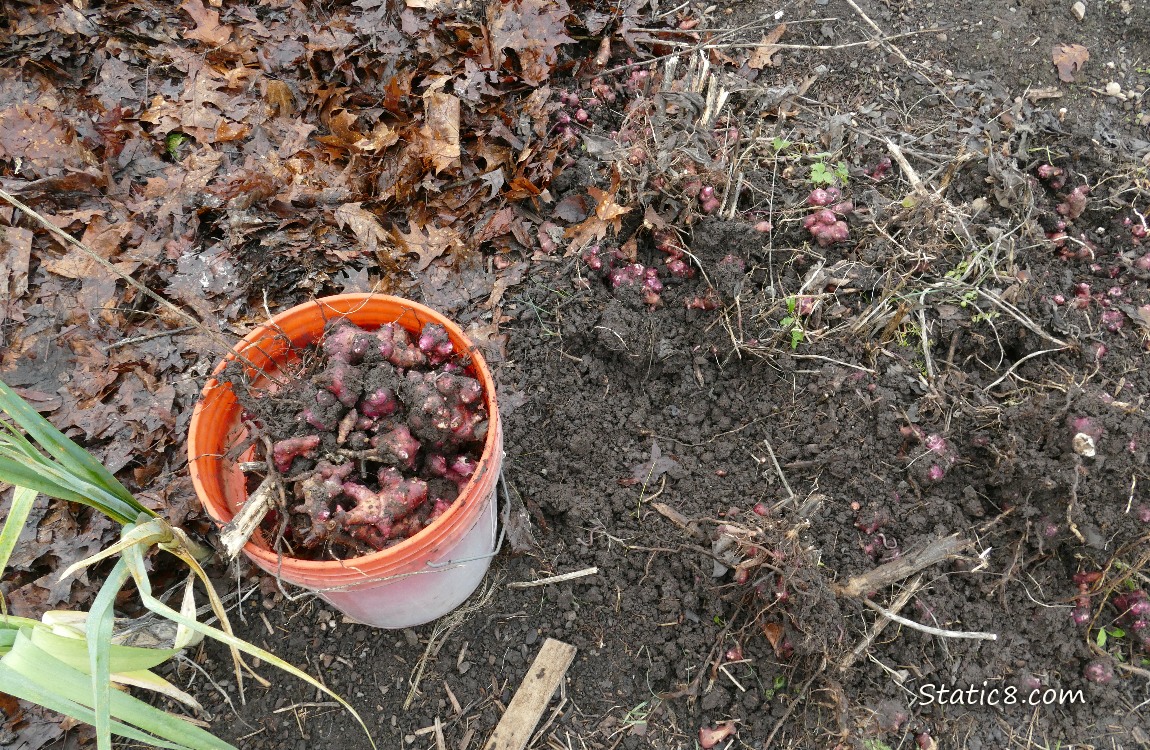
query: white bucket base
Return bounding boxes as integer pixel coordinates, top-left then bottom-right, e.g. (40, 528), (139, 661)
(316, 487), (498, 628)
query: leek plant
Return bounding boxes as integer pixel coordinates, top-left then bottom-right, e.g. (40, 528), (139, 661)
(0, 379), (375, 750)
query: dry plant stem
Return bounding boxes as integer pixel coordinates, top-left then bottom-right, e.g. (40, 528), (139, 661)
(983, 346), (1070, 392)
(220, 476), (276, 559)
(835, 534), (970, 597)
(790, 354), (876, 374)
(1066, 459), (1087, 545)
(886, 140), (925, 193)
(762, 438), (795, 503)
(650, 501), (706, 541)
(842, 0), (954, 105)
(976, 288), (1068, 349)
(839, 574), (925, 671)
(763, 659), (826, 750)
(860, 596), (998, 641)
(597, 28), (943, 77)
(105, 325), (197, 350)
(507, 567), (599, 589)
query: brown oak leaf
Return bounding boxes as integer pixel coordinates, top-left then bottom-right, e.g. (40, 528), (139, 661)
(489, 0), (575, 86)
(180, 0), (233, 46)
(747, 23), (787, 70)
(334, 203), (390, 255)
(420, 91), (461, 173)
(391, 222), (463, 271)
(564, 185), (631, 249)
(1052, 43), (1089, 83)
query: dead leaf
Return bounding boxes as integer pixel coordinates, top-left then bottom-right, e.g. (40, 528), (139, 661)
(265, 79), (295, 116)
(40, 216), (131, 280)
(553, 193), (591, 223)
(479, 169), (505, 200)
(619, 441), (686, 487)
(180, 0), (233, 46)
(0, 105), (96, 178)
(1, 225), (32, 300)
(1052, 43), (1089, 83)
(392, 222), (463, 271)
(420, 91), (461, 173)
(748, 23), (787, 70)
(487, 261), (528, 309)
(1119, 303), (1150, 333)
(354, 122), (400, 152)
(334, 203), (390, 255)
(489, 0), (576, 86)
(761, 621), (786, 656)
(564, 185), (631, 248)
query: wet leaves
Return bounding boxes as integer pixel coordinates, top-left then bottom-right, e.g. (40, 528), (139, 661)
(566, 184), (632, 249)
(180, 0), (233, 47)
(392, 222), (465, 271)
(489, 0), (576, 86)
(419, 90), (461, 174)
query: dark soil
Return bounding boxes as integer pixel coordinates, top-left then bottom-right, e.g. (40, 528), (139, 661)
(3, 0), (1149, 749)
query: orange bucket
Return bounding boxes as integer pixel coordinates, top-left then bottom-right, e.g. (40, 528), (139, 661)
(188, 294), (502, 628)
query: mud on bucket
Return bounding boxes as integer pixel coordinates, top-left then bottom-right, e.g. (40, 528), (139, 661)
(188, 294), (503, 628)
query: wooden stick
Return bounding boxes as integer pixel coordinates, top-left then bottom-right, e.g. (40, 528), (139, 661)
(483, 639), (577, 750)
(219, 476), (276, 559)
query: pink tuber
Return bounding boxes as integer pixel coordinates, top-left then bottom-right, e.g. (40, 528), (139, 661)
(371, 423), (421, 470)
(425, 453), (476, 490)
(322, 320), (376, 365)
(417, 323), (455, 365)
(608, 263), (663, 307)
(316, 360), (363, 407)
(381, 324), (427, 370)
(1083, 659), (1114, 684)
(425, 497), (454, 524)
(807, 187), (840, 207)
(698, 722), (736, 749)
(360, 386), (399, 418)
(1057, 184), (1090, 220)
(1038, 164), (1066, 189)
(292, 461), (355, 547)
(803, 208), (850, 247)
(403, 370), (489, 447)
(302, 390), (341, 431)
(583, 245), (603, 271)
(339, 469), (429, 532)
(272, 435), (321, 473)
